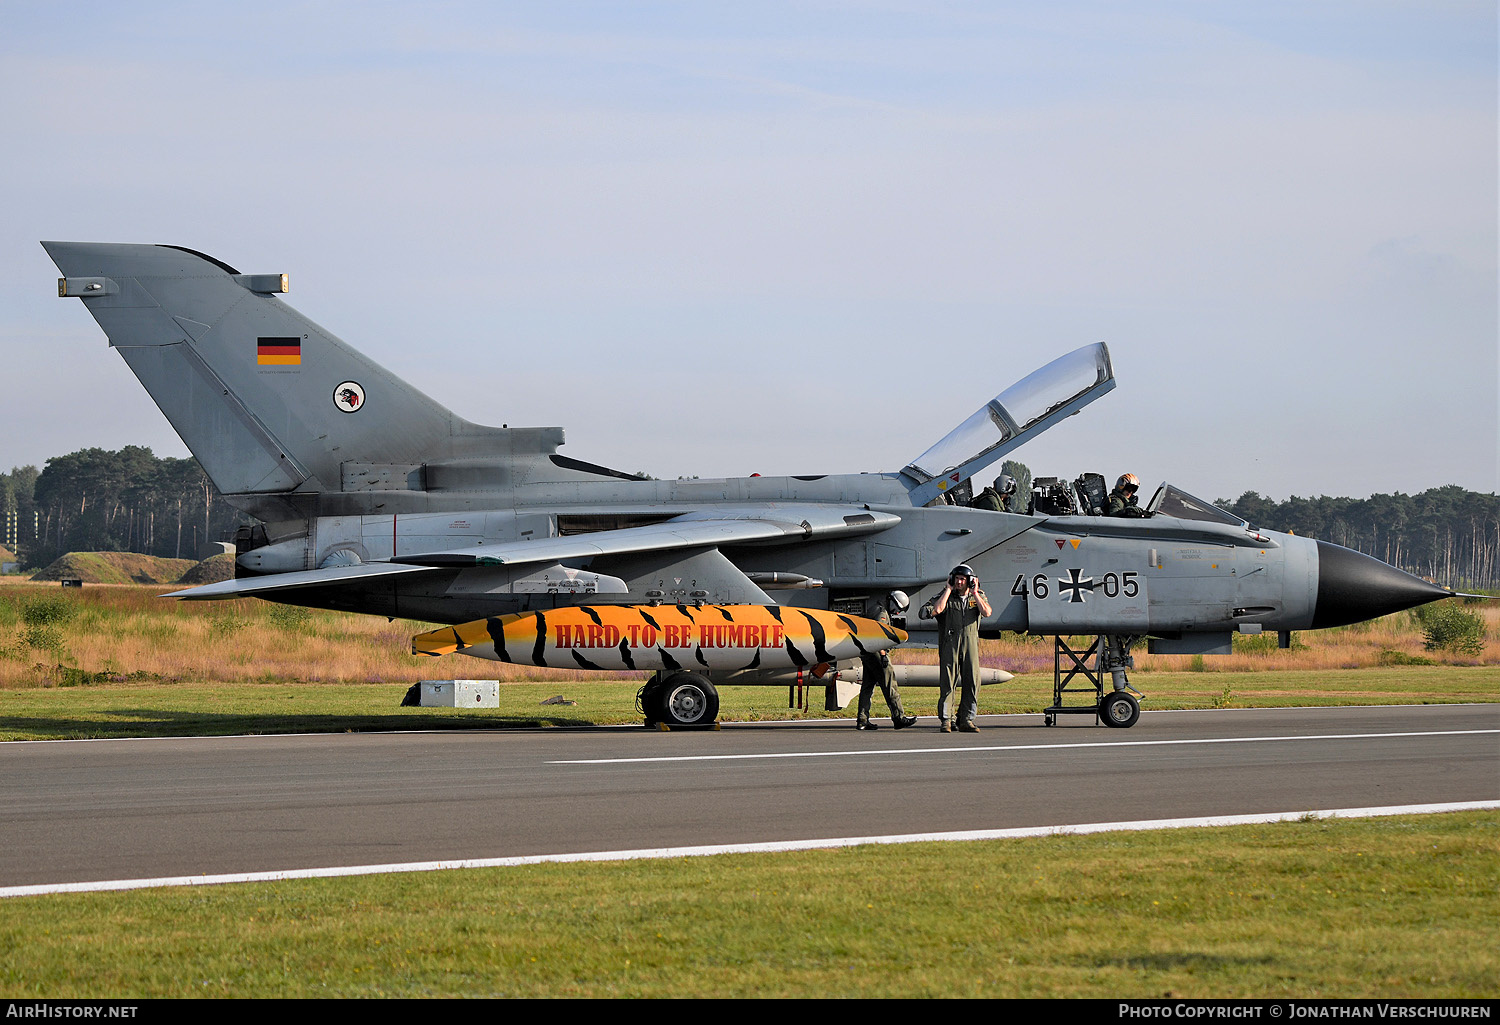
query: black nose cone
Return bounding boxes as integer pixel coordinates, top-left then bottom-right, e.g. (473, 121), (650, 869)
(1312, 540), (1451, 629)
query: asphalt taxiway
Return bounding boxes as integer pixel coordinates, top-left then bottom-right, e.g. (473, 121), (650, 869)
(1, 703), (1495, 892)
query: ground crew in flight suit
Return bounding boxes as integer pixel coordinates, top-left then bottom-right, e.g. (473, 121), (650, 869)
(920, 564), (992, 732)
(856, 593), (918, 731)
(1108, 473), (1148, 517)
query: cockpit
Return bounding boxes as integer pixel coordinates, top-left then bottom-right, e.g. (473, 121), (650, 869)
(898, 341), (1248, 529)
(1024, 475), (1248, 527)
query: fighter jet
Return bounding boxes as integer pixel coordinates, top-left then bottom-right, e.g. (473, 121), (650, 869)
(44, 242), (1461, 728)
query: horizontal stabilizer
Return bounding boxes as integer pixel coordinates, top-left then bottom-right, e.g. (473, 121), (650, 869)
(164, 561), (439, 600)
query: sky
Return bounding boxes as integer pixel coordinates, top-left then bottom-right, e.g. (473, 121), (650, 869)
(2, 1), (1495, 502)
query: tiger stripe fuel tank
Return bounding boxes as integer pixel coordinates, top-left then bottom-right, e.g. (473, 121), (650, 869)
(411, 604), (907, 672)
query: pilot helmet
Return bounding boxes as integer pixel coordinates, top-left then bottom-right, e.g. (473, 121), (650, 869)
(995, 474), (1016, 496)
(885, 590), (910, 615)
(1117, 473), (1139, 491)
(950, 563), (975, 583)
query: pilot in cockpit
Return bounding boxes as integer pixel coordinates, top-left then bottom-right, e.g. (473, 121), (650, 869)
(1108, 473), (1149, 518)
(971, 474), (1016, 512)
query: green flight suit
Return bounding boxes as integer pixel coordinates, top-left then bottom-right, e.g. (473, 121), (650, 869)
(972, 487), (1004, 512)
(857, 606), (907, 725)
(1107, 487), (1147, 518)
(933, 595), (982, 726)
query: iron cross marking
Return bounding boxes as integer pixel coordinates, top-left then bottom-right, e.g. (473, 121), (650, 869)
(1058, 567), (1097, 604)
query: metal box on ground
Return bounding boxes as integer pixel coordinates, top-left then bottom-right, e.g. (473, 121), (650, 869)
(418, 680), (500, 708)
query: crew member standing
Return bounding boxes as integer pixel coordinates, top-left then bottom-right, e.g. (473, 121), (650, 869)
(855, 593), (917, 731)
(920, 564), (992, 732)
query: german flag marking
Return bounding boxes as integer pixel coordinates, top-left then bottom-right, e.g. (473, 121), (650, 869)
(257, 336), (301, 366)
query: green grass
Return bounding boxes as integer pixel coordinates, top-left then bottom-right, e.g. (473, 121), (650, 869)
(0, 812), (1493, 997)
(0, 665), (1495, 741)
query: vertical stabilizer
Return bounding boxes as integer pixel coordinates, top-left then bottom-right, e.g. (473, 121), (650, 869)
(44, 242), (535, 505)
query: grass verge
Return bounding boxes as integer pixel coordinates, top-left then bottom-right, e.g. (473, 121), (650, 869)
(0, 811), (1493, 998)
(0, 666), (1494, 741)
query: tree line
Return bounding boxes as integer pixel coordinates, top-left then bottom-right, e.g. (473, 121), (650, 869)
(1218, 487), (1499, 592)
(2, 448), (249, 568)
(2, 447), (1497, 589)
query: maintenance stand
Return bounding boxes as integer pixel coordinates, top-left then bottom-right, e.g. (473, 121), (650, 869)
(1045, 634), (1144, 728)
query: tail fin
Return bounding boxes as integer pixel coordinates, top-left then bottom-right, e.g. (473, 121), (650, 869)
(44, 242), (547, 507)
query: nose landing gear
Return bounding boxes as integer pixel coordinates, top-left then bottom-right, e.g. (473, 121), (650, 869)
(1043, 634), (1145, 727)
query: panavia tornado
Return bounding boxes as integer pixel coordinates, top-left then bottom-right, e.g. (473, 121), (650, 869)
(44, 242), (1461, 728)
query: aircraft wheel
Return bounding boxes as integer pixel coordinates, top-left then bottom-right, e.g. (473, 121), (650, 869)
(637, 673), (665, 726)
(1044, 712), (1055, 727)
(1099, 690), (1140, 728)
(658, 672), (720, 727)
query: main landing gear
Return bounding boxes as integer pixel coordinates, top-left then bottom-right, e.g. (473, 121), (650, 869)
(1043, 634), (1145, 728)
(638, 670), (721, 729)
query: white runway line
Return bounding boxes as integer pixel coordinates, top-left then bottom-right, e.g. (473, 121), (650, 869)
(548, 728), (1500, 765)
(2, 800), (1495, 899)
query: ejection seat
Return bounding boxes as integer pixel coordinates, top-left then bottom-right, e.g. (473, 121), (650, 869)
(1027, 477), (1077, 516)
(1073, 473), (1108, 516)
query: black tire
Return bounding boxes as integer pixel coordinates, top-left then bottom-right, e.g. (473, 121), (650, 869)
(637, 673), (665, 725)
(658, 672), (720, 726)
(1099, 690), (1140, 728)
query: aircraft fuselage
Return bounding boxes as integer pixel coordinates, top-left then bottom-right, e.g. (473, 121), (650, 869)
(242, 468), (1435, 653)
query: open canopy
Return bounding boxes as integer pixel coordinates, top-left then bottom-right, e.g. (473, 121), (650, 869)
(903, 343), (1115, 506)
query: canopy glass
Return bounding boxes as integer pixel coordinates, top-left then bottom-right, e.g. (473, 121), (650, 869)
(907, 343), (1113, 481)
